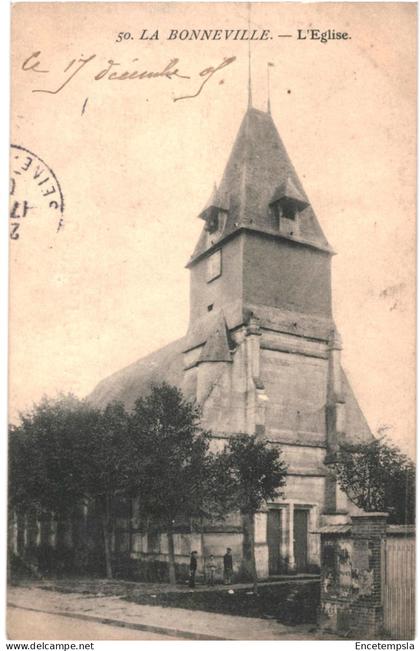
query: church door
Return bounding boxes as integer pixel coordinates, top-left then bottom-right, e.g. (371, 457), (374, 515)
(267, 509), (281, 575)
(293, 508), (308, 572)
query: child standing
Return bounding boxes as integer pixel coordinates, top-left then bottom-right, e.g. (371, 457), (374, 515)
(206, 554), (217, 586)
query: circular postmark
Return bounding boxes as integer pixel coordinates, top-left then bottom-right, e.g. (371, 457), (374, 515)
(9, 144), (64, 240)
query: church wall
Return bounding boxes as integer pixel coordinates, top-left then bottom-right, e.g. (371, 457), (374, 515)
(242, 233), (332, 318)
(260, 347), (328, 442)
(275, 443), (326, 475)
(126, 531), (244, 583)
(189, 235), (244, 323)
(109, 317), (336, 580)
(282, 474), (326, 508)
(198, 339), (248, 434)
(261, 330), (328, 359)
(181, 316), (332, 575)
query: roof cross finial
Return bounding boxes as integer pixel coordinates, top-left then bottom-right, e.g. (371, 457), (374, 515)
(247, 4), (252, 108)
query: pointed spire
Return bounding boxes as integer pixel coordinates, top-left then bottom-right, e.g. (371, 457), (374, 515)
(189, 107), (333, 264)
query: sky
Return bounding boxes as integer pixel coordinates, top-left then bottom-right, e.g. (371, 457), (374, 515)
(9, 2), (416, 456)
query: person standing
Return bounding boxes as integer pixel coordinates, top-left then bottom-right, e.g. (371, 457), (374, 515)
(189, 550), (198, 588)
(206, 554), (217, 586)
(223, 547), (233, 585)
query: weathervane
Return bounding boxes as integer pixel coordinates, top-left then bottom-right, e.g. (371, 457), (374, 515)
(267, 62), (274, 113)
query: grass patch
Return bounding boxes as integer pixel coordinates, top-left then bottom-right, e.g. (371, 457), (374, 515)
(123, 581), (320, 625)
(34, 577), (320, 626)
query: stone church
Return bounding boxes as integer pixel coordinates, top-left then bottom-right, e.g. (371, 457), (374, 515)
(90, 103), (372, 579)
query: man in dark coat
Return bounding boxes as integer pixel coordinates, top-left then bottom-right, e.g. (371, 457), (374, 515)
(223, 547), (233, 585)
(189, 550), (198, 588)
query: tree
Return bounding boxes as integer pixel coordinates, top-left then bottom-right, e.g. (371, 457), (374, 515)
(332, 438), (415, 524)
(8, 395), (100, 576)
(9, 395), (95, 517)
(9, 395), (134, 578)
(129, 383), (212, 585)
(213, 434), (288, 593)
(80, 400), (133, 578)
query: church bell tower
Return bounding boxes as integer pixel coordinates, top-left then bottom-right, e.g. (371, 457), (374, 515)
(181, 104), (355, 573)
(185, 106), (335, 350)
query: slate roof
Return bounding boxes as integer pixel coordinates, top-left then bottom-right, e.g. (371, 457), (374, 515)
(339, 370), (373, 445)
(88, 338), (188, 411)
(189, 107), (332, 263)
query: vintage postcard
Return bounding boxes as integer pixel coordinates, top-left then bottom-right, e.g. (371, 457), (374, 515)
(8, 1), (416, 643)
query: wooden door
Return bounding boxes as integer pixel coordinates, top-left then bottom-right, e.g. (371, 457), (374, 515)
(267, 509), (281, 575)
(293, 509), (308, 572)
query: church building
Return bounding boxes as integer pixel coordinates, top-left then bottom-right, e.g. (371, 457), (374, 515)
(90, 102), (372, 578)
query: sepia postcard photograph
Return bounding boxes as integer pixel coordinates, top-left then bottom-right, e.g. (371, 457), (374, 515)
(6, 1), (416, 643)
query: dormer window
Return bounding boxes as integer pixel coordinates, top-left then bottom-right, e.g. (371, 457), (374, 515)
(197, 183), (228, 246)
(205, 209), (227, 245)
(205, 211), (220, 234)
(281, 201), (297, 221)
(275, 201), (298, 237)
(269, 177), (309, 239)
(205, 208), (226, 236)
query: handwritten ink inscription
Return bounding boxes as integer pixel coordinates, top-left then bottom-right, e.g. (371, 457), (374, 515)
(10, 145), (64, 240)
(21, 51), (237, 102)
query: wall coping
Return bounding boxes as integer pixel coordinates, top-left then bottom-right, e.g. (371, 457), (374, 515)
(351, 513), (389, 519)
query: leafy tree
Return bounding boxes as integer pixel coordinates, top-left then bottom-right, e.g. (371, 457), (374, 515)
(8, 395), (100, 576)
(80, 400), (133, 578)
(8, 395), (94, 516)
(332, 438), (415, 524)
(213, 434), (288, 592)
(8, 395), (133, 578)
(129, 383), (212, 584)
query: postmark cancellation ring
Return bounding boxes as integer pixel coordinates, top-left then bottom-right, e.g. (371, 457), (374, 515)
(10, 144), (64, 240)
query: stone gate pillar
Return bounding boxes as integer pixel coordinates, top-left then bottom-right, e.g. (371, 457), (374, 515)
(319, 512), (388, 639)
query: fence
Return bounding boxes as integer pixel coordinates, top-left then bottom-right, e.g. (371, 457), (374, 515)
(382, 530), (415, 639)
